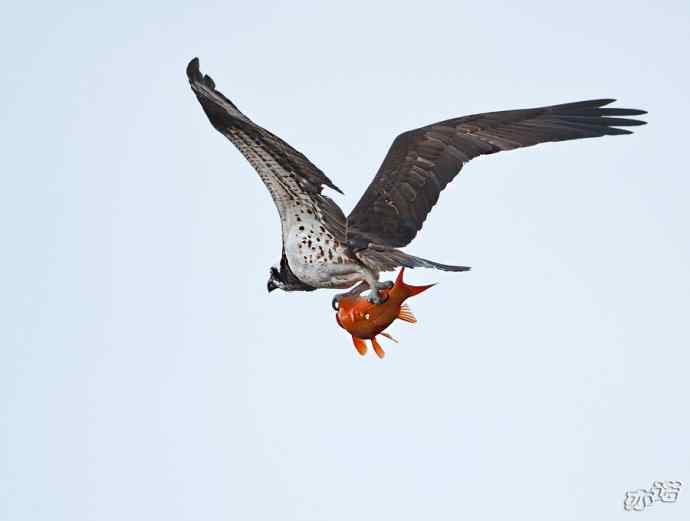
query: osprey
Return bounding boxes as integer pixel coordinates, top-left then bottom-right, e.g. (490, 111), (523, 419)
(186, 58), (646, 306)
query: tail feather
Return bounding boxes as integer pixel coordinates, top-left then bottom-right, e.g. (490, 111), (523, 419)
(398, 252), (471, 272)
(356, 246), (471, 273)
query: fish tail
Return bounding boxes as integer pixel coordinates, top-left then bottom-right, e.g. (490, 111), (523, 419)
(395, 267), (435, 297)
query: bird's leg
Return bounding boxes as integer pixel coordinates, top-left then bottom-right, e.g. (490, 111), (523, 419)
(345, 281), (370, 296)
(346, 280), (392, 295)
(360, 268), (389, 305)
(332, 281), (369, 310)
(355, 281), (395, 305)
(331, 268), (389, 309)
(367, 288), (388, 305)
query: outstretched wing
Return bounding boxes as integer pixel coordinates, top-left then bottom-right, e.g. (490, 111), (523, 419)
(347, 99), (646, 248)
(187, 58), (347, 241)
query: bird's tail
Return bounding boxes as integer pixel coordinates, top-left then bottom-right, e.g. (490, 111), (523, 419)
(356, 246), (470, 273)
(398, 253), (471, 272)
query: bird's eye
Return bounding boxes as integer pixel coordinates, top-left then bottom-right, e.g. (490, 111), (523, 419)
(331, 297), (339, 311)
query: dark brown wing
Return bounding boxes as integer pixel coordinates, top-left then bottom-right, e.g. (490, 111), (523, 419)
(187, 58), (346, 241)
(347, 99), (646, 248)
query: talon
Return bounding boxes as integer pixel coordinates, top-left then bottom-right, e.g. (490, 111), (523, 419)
(376, 280), (394, 290)
(331, 295), (341, 311)
(367, 290), (388, 305)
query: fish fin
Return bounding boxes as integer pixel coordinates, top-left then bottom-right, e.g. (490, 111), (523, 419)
(380, 332), (398, 343)
(397, 303), (418, 324)
(395, 268), (435, 297)
(371, 336), (385, 359)
(352, 336), (367, 356)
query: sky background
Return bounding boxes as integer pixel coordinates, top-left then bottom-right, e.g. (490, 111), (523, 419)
(2, 1), (689, 520)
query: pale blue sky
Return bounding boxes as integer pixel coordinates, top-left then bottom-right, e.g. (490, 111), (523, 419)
(2, 1), (689, 520)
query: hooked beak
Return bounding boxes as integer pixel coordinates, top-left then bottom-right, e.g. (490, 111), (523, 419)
(267, 280), (277, 293)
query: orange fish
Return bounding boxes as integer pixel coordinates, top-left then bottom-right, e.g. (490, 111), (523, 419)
(334, 268), (434, 358)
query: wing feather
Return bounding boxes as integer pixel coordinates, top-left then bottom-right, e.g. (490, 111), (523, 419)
(347, 99), (646, 248)
(187, 58), (346, 241)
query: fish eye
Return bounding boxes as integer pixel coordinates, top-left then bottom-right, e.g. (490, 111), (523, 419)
(364, 313), (370, 320)
(331, 297), (339, 311)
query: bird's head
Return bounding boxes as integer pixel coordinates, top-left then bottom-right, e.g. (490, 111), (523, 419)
(267, 257), (316, 293)
(267, 265), (287, 293)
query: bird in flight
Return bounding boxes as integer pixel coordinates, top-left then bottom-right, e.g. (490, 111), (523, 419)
(186, 58), (645, 307)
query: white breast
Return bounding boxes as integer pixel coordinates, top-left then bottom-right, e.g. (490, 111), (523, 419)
(282, 201), (358, 288)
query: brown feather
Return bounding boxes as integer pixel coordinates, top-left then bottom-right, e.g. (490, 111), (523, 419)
(347, 99), (646, 248)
